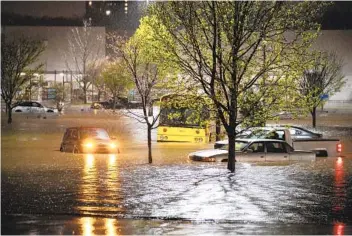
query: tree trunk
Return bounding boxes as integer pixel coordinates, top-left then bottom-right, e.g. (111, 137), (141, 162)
(227, 130), (236, 173)
(112, 96), (116, 111)
(97, 90), (101, 102)
(7, 103), (12, 124)
(83, 86), (87, 104)
(311, 107), (317, 128)
(215, 115), (221, 141)
(147, 125), (152, 164)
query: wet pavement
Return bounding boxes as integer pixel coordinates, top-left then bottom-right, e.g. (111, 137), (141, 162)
(1, 110), (352, 234)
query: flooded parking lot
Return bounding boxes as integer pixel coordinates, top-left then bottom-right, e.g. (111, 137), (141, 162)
(2, 110), (352, 234)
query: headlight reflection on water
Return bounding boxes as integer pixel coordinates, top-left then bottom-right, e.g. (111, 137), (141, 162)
(85, 154), (95, 171)
(80, 217), (95, 236)
(78, 217), (120, 236)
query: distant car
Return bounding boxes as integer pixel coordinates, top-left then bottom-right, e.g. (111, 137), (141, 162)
(266, 125), (323, 139)
(215, 126), (322, 149)
(273, 111), (294, 119)
(12, 101), (58, 113)
(189, 139), (316, 162)
(60, 127), (119, 154)
(91, 101), (112, 109)
(91, 98), (129, 110)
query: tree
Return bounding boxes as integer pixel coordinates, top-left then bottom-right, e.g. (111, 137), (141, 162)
(51, 83), (69, 112)
(109, 17), (177, 164)
(65, 20), (104, 104)
(149, 1), (328, 172)
(101, 60), (134, 110)
(1, 36), (45, 124)
(299, 51), (345, 128)
(87, 59), (106, 102)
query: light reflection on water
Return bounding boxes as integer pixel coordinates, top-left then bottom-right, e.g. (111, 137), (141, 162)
(78, 217), (119, 236)
(76, 154), (123, 216)
(333, 157), (346, 214)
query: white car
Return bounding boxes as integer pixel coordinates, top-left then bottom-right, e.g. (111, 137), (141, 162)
(12, 101), (58, 113)
(189, 139), (316, 162)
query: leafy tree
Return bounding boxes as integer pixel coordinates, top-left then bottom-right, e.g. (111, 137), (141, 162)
(299, 51), (345, 128)
(101, 60), (134, 110)
(149, 1), (328, 172)
(65, 20), (104, 104)
(1, 36), (45, 124)
(109, 17), (178, 164)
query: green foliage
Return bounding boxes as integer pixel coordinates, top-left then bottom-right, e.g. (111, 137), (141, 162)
(148, 1), (329, 171)
(297, 51), (345, 127)
(101, 60), (134, 98)
(160, 94), (210, 127)
(1, 36), (45, 102)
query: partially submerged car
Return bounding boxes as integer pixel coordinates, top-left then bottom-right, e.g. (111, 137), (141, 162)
(189, 139), (316, 162)
(213, 126), (340, 157)
(60, 127), (119, 154)
(12, 101), (58, 113)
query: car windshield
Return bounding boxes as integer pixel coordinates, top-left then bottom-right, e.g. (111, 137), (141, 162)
(245, 129), (270, 139)
(220, 141), (248, 151)
(80, 128), (110, 140)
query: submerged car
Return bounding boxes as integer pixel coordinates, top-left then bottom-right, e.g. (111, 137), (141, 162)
(189, 139), (316, 162)
(214, 126), (322, 149)
(12, 101), (58, 113)
(267, 125), (322, 139)
(60, 127), (119, 154)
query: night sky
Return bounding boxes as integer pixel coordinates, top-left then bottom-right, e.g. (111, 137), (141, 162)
(1, 1), (86, 18)
(2, 1), (352, 29)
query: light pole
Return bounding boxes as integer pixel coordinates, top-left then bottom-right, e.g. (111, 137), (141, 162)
(61, 71), (65, 101)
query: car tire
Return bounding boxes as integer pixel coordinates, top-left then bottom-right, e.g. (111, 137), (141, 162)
(47, 110), (54, 113)
(60, 146), (64, 152)
(15, 110), (22, 112)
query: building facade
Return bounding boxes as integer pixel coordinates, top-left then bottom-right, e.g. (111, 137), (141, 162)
(313, 30), (352, 103)
(2, 25), (106, 103)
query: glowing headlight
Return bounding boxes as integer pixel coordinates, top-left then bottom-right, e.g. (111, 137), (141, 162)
(83, 142), (94, 148)
(109, 143), (117, 149)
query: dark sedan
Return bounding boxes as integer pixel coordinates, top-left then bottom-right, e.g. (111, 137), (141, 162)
(60, 127), (119, 154)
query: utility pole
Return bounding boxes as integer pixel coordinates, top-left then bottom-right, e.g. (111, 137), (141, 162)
(70, 71), (73, 102)
(62, 70), (65, 101)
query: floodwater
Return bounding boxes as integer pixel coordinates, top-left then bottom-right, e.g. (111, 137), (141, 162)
(1, 110), (352, 234)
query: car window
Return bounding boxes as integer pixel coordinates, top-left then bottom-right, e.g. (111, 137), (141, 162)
(219, 141), (248, 151)
(265, 141), (286, 153)
(70, 130), (78, 139)
(63, 130), (70, 140)
(247, 142), (265, 153)
(32, 102), (40, 107)
(18, 102), (32, 107)
(79, 128), (110, 140)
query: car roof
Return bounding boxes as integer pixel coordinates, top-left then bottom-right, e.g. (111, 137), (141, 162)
(66, 127), (105, 130)
(236, 138), (286, 143)
(266, 125), (319, 134)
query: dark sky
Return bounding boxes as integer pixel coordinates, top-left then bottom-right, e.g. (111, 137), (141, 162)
(1, 1), (352, 29)
(1, 1), (85, 18)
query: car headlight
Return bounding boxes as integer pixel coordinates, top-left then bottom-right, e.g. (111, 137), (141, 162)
(109, 143), (117, 149)
(83, 142), (94, 148)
